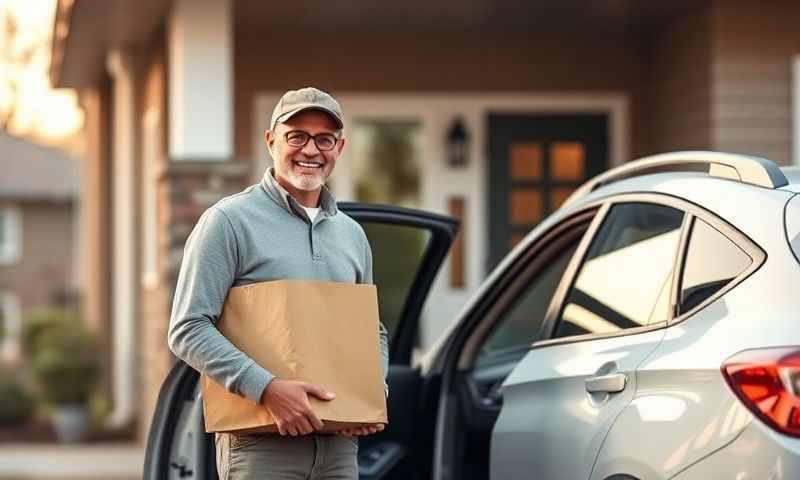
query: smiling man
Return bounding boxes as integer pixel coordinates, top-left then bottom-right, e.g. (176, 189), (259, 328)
(167, 87), (388, 480)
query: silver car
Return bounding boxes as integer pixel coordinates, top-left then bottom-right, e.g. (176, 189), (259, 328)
(145, 151), (800, 480)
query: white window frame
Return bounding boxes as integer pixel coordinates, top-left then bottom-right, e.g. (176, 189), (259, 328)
(0, 206), (22, 265)
(0, 291), (22, 362)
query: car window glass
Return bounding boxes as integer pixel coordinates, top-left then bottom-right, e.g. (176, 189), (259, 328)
(361, 223), (431, 344)
(554, 203), (684, 339)
(476, 241), (580, 366)
(680, 218), (751, 313)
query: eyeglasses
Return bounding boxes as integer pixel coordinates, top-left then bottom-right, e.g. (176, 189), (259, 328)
(284, 130), (340, 151)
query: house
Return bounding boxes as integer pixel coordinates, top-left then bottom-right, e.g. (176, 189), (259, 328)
(49, 0), (800, 443)
(0, 130), (80, 365)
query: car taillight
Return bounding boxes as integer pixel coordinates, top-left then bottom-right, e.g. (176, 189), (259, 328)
(722, 347), (800, 438)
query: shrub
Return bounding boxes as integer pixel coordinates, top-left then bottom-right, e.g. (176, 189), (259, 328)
(21, 308), (80, 358)
(28, 315), (100, 406)
(0, 369), (34, 427)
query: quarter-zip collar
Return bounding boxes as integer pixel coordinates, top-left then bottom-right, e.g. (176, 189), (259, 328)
(259, 167), (338, 220)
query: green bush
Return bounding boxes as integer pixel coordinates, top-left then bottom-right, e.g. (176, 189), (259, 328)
(28, 313), (100, 406)
(0, 369), (34, 427)
(21, 308), (80, 358)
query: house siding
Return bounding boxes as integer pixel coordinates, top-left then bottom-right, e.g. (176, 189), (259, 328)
(710, 0), (800, 165)
(233, 29), (650, 160)
(647, 7), (713, 153)
(0, 201), (75, 312)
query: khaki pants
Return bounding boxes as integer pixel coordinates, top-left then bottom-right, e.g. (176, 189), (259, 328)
(215, 432), (359, 480)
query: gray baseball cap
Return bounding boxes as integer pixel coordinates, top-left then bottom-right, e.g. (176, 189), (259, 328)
(270, 87), (344, 131)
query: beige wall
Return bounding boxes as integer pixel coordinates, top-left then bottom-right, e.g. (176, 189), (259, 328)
(710, 0), (800, 165)
(647, 8), (713, 153)
(0, 201), (75, 313)
(234, 29), (650, 161)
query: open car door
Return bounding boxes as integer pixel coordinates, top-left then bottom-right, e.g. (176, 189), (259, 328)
(144, 203), (458, 480)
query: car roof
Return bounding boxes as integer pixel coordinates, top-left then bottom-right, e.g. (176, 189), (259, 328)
(562, 154), (796, 251)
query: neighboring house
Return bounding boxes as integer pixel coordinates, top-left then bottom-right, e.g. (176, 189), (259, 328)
(49, 0), (800, 443)
(0, 131), (80, 365)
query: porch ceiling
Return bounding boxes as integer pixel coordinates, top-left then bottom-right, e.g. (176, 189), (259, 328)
(234, 0), (706, 34)
(52, 0), (707, 87)
(50, 0), (171, 88)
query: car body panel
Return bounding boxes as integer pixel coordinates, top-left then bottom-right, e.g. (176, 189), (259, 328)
(589, 197), (800, 479)
(669, 421), (800, 480)
(491, 327), (666, 480)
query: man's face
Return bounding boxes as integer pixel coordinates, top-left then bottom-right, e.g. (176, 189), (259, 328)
(266, 110), (345, 193)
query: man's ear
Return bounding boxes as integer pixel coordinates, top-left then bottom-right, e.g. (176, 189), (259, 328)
(264, 129), (275, 154)
(336, 137), (346, 155)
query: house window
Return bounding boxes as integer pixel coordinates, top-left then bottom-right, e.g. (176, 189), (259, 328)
(0, 291), (22, 363)
(350, 120), (422, 208)
(0, 207), (22, 265)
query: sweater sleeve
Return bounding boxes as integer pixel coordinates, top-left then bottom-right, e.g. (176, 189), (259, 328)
(167, 206), (275, 404)
(360, 231), (389, 398)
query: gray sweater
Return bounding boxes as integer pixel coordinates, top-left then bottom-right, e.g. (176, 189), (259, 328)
(168, 167), (389, 405)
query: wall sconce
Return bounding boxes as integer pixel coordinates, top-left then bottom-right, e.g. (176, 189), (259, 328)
(446, 117), (469, 168)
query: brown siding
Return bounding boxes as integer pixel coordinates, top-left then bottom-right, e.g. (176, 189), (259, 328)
(0, 202), (75, 312)
(647, 8), (713, 153)
(710, 0), (800, 165)
(234, 29), (650, 160)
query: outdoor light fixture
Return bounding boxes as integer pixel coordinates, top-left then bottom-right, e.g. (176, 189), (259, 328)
(446, 117), (469, 168)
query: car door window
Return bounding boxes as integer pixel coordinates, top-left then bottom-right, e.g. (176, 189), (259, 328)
(476, 242), (580, 366)
(679, 217), (752, 313)
(362, 223), (430, 342)
(554, 203), (685, 339)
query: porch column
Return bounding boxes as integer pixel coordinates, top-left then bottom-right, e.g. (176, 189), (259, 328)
(105, 48), (138, 430)
(168, 0), (233, 161)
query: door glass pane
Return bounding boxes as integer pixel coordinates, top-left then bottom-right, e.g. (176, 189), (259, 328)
(555, 203), (684, 339)
(509, 189), (543, 225)
(351, 120), (422, 208)
(680, 218), (752, 313)
(477, 241), (580, 366)
(550, 142), (585, 181)
(361, 223), (430, 343)
(510, 143), (542, 180)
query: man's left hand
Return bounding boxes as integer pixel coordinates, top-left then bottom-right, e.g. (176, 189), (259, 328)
(339, 423), (385, 437)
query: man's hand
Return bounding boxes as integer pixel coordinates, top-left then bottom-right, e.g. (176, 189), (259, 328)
(260, 379), (336, 436)
(339, 423), (385, 437)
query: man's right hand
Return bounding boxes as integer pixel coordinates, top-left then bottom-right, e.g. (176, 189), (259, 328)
(259, 379), (336, 436)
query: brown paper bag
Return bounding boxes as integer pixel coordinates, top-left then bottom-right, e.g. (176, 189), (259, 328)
(201, 279), (388, 434)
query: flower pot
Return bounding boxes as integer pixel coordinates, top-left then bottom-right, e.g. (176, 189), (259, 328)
(51, 404), (90, 443)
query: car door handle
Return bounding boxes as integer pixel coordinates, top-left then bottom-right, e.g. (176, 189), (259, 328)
(585, 373), (627, 393)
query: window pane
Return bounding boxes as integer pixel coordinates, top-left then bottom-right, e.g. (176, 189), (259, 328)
(362, 223), (430, 344)
(351, 121), (422, 208)
(680, 219), (751, 312)
(549, 142), (585, 181)
(555, 203), (684, 338)
(510, 143), (542, 180)
(478, 241), (580, 365)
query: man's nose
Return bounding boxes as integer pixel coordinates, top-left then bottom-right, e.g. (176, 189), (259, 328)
(301, 139), (321, 156)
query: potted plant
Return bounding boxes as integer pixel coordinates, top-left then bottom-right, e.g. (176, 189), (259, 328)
(29, 321), (100, 443)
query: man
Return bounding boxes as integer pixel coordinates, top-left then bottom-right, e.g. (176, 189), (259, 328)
(168, 87), (388, 479)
